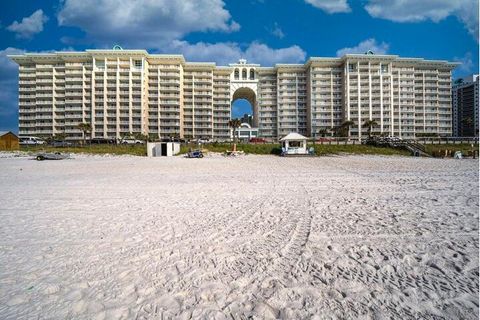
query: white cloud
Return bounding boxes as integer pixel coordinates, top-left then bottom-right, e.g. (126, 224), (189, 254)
(168, 41), (241, 66)
(365, 0), (479, 41)
(167, 41), (306, 66)
(57, 0), (240, 47)
(336, 38), (389, 56)
(0, 48), (24, 74)
(453, 52), (474, 74)
(245, 42), (306, 65)
(305, 0), (351, 13)
(7, 10), (48, 39)
(270, 22), (285, 39)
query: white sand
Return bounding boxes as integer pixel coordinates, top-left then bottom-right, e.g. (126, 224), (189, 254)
(0, 154), (478, 319)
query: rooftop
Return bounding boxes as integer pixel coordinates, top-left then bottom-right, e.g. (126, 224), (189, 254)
(8, 48), (459, 70)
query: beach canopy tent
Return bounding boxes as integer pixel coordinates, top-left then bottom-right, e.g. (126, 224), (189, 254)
(280, 132), (308, 155)
(0, 131), (19, 150)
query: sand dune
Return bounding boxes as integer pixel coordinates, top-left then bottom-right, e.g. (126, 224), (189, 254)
(0, 154), (478, 319)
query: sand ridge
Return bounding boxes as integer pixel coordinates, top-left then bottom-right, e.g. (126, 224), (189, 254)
(0, 155), (478, 319)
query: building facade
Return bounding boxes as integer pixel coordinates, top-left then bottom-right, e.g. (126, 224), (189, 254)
(452, 74), (479, 137)
(10, 49), (457, 141)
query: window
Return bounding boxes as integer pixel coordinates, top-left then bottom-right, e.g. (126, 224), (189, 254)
(95, 61), (105, 69)
(250, 69), (255, 80)
(289, 141), (301, 147)
(242, 68), (247, 79)
(134, 60), (142, 68)
(234, 68), (239, 80)
(381, 64), (389, 74)
(348, 63), (357, 72)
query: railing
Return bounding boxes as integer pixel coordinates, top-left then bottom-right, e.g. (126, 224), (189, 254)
(311, 136), (479, 146)
(417, 137), (479, 145)
(402, 141), (428, 156)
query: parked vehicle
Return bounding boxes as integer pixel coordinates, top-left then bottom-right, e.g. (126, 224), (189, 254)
(90, 138), (116, 144)
(249, 137), (267, 144)
(51, 140), (73, 147)
(186, 149), (204, 158)
(19, 136), (46, 145)
(161, 138), (186, 143)
(121, 137), (143, 144)
(385, 136), (402, 142)
(189, 137), (211, 144)
(35, 152), (68, 161)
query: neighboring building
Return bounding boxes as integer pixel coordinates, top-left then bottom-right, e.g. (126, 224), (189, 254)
(232, 123), (259, 141)
(9, 48), (458, 141)
(0, 131), (19, 150)
(452, 74), (479, 137)
(240, 113), (253, 127)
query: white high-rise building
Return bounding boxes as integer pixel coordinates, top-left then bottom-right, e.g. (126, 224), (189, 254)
(9, 48), (458, 141)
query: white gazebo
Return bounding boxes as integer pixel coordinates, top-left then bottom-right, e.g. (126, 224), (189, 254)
(280, 132), (308, 155)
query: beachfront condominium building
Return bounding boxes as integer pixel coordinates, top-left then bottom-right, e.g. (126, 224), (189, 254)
(9, 48), (458, 141)
(452, 74), (479, 137)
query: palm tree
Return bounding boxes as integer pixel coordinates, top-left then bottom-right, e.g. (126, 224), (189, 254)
(340, 120), (355, 137)
(330, 126), (341, 137)
(318, 128), (329, 137)
(147, 133), (158, 142)
(228, 118), (242, 151)
(134, 133), (149, 143)
(76, 122), (92, 145)
(54, 133), (66, 141)
(362, 119), (378, 137)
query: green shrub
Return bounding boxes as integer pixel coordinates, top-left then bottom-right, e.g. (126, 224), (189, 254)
(423, 144), (478, 156)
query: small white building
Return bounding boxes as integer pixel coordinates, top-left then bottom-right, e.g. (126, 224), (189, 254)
(147, 142), (180, 157)
(280, 132), (308, 155)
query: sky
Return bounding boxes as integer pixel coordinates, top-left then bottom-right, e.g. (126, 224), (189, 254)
(0, 0), (478, 131)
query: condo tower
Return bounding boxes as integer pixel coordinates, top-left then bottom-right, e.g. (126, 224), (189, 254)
(9, 48), (457, 141)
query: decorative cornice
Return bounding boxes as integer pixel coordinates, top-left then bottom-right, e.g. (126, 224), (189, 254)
(7, 49), (459, 71)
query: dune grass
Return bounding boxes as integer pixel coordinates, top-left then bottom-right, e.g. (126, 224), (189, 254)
(181, 143), (410, 156)
(422, 144), (479, 157)
(20, 144), (147, 156)
(23, 142), (475, 158)
(310, 144), (410, 156)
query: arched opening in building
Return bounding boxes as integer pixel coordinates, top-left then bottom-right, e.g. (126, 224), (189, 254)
(242, 68), (247, 80)
(249, 69), (255, 80)
(234, 68), (239, 80)
(232, 99), (254, 126)
(231, 87), (258, 128)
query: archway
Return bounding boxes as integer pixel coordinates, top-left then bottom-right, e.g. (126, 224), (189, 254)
(231, 87), (258, 127)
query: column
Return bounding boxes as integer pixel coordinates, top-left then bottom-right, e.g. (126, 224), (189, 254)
(129, 58), (133, 134)
(91, 57), (96, 137)
(103, 57), (107, 138)
(398, 70), (401, 138)
(380, 66), (384, 133)
(357, 61), (361, 138)
(192, 74), (195, 138)
(389, 63), (394, 136)
(116, 57), (120, 139)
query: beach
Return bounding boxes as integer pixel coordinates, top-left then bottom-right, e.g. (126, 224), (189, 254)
(0, 154), (478, 319)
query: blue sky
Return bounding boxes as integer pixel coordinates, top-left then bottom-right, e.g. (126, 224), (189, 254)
(0, 0), (478, 131)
